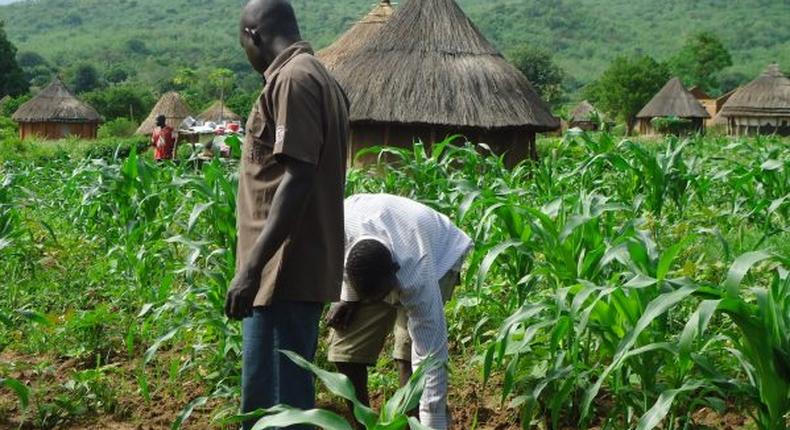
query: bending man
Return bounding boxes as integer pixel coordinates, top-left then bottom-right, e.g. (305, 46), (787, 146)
(327, 193), (472, 430)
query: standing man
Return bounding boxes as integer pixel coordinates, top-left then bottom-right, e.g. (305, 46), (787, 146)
(327, 193), (473, 430)
(150, 114), (177, 161)
(225, 1), (350, 429)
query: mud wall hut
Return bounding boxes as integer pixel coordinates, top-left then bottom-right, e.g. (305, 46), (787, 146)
(11, 77), (102, 140)
(718, 64), (790, 136)
(636, 78), (710, 135)
(328, 0), (559, 167)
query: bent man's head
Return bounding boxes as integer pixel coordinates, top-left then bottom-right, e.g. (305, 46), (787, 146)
(346, 239), (400, 302)
(240, 0), (302, 74)
(155, 114), (166, 128)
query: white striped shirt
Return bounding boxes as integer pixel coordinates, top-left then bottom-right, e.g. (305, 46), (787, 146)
(342, 194), (472, 430)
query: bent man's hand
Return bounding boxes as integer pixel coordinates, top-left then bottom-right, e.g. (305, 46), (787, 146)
(225, 269), (261, 320)
(326, 301), (358, 330)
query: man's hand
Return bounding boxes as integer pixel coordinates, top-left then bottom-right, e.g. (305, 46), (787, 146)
(225, 269), (261, 320)
(326, 301), (359, 330)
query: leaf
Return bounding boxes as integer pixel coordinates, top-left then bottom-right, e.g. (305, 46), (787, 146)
(280, 350), (376, 427)
(408, 416), (435, 430)
(143, 326), (182, 365)
(19, 310), (53, 327)
(188, 202), (213, 232)
(657, 236), (693, 281)
(171, 396), (208, 430)
(476, 241), (519, 290)
(724, 251), (774, 297)
(0, 378), (30, 411)
(137, 303), (154, 318)
(760, 159), (783, 171)
(679, 300), (721, 359)
(381, 356), (440, 420)
(636, 381), (705, 430)
(251, 406), (353, 430)
(624, 274), (658, 289)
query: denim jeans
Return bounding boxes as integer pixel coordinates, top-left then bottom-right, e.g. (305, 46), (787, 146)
(241, 301), (323, 430)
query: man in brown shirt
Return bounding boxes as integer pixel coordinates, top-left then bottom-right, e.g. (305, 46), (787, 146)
(225, 1), (349, 428)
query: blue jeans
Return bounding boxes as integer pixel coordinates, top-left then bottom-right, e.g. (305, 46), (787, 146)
(242, 302), (323, 430)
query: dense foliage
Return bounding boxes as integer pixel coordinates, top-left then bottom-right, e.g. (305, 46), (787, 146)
(0, 20), (28, 98)
(0, 132), (787, 429)
(670, 32), (734, 95)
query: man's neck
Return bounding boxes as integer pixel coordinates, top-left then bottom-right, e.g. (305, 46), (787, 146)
(263, 36), (301, 66)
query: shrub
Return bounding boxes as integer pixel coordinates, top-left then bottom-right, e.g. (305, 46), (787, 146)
(98, 118), (138, 138)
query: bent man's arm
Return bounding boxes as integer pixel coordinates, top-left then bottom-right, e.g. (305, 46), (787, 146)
(225, 157), (316, 320)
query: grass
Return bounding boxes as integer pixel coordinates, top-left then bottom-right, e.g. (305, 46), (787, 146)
(0, 132), (788, 430)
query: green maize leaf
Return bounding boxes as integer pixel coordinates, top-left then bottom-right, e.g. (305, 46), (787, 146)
(0, 378), (29, 411)
(581, 285), (697, 423)
(171, 396), (208, 430)
(251, 406), (353, 430)
(636, 380), (705, 430)
(656, 236), (694, 281)
(679, 300), (721, 360)
(280, 350), (377, 427)
(188, 202), (213, 232)
(408, 416), (434, 430)
(144, 326), (183, 365)
(19, 310), (53, 327)
(724, 251), (774, 297)
(476, 240), (520, 291)
(381, 356), (439, 420)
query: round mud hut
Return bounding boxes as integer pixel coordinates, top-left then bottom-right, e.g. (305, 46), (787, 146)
(136, 91), (192, 135)
(11, 77), (102, 140)
(636, 78), (710, 136)
(318, 0), (395, 72)
(197, 100), (242, 124)
(718, 64), (790, 136)
(329, 0), (559, 167)
(568, 100), (603, 131)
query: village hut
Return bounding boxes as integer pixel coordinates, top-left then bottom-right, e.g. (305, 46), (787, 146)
(197, 100), (242, 124)
(136, 91), (192, 135)
(329, 0), (559, 167)
(11, 76), (102, 140)
(718, 64), (790, 136)
(568, 100), (604, 131)
(689, 86), (718, 126)
(318, 0), (395, 72)
(636, 77), (710, 135)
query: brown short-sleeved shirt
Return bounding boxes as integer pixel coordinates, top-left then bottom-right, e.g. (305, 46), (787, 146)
(236, 42), (350, 306)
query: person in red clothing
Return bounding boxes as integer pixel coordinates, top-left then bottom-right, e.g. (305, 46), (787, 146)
(151, 115), (177, 161)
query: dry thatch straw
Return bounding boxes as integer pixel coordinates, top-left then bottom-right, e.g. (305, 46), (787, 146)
(136, 91), (192, 135)
(12, 76), (101, 123)
(197, 100), (242, 123)
(637, 78), (710, 119)
(318, 0), (395, 71)
(719, 64), (790, 117)
(570, 100), (600, 122)
(330, 0), (559, 131)
(689, 86), (712, 100)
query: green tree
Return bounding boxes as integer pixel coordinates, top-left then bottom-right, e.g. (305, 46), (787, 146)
(82, 84), (155, 121)
(71, 63), (102, 94)
(670, 32), (732, 94)
(585, 55), (670, 134)
(208, 68), (235, 101)
(506, 44), (566, 106)
(0, 21), (29, 98)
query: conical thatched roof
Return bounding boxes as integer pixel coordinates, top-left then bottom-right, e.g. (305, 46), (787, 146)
(136, 91), (192, 135)
(689, 86), (712, 100)
(12, 77), (101, 123)
(570, 100), (601, 122)
(318, 0), (394, 71)
(197, 100), (242, 123)
(330, 0), (559, 131)
(637, 78), (710, 119)
(719, 64), (790, 118)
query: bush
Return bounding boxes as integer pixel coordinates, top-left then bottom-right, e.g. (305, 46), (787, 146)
(651, 116), (694, 135)
(98, 118), (138, 138)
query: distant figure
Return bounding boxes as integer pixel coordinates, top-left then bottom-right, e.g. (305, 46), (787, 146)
(151, 114), (177, 161)
(223, 0), (350, 429)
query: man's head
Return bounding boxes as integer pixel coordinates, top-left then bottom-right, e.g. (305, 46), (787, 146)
(346, 239), (400, 302)
(155, 115), (166, 128)
(240, 0), (302, 74)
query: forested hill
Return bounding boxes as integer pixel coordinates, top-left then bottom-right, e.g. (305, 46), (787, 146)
(1, 0), (788, 89)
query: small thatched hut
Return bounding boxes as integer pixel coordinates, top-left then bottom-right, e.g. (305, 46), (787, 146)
(197, 100), (242, 124)
(718, 64), (790, 136)
(689, 86), (718, 126)
(136, 91), (191, 135)
(318, 0), (395, 72)
(568, 100), (603, 131)
(636, 78), (710, 135)
(11, 77), (102, 140)
(329, 0), (559, 167)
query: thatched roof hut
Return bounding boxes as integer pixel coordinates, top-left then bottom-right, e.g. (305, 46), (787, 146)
(197, 100), (242, 124)
(329, 0), (559, 166)
(317, 0), (394, 72)
(718, 64), (790, 136)
(568, 100), (604, 131)
(636, 77), (710, 135)
(136, 91), (192, 135)
(12, 76), (102, 140)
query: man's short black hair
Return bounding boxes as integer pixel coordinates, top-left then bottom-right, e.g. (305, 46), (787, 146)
(155, 114), (166, 126)
(346, 239), (397, 296)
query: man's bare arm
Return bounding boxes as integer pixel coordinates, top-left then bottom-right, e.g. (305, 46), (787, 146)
(225, 157), (316, 320)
